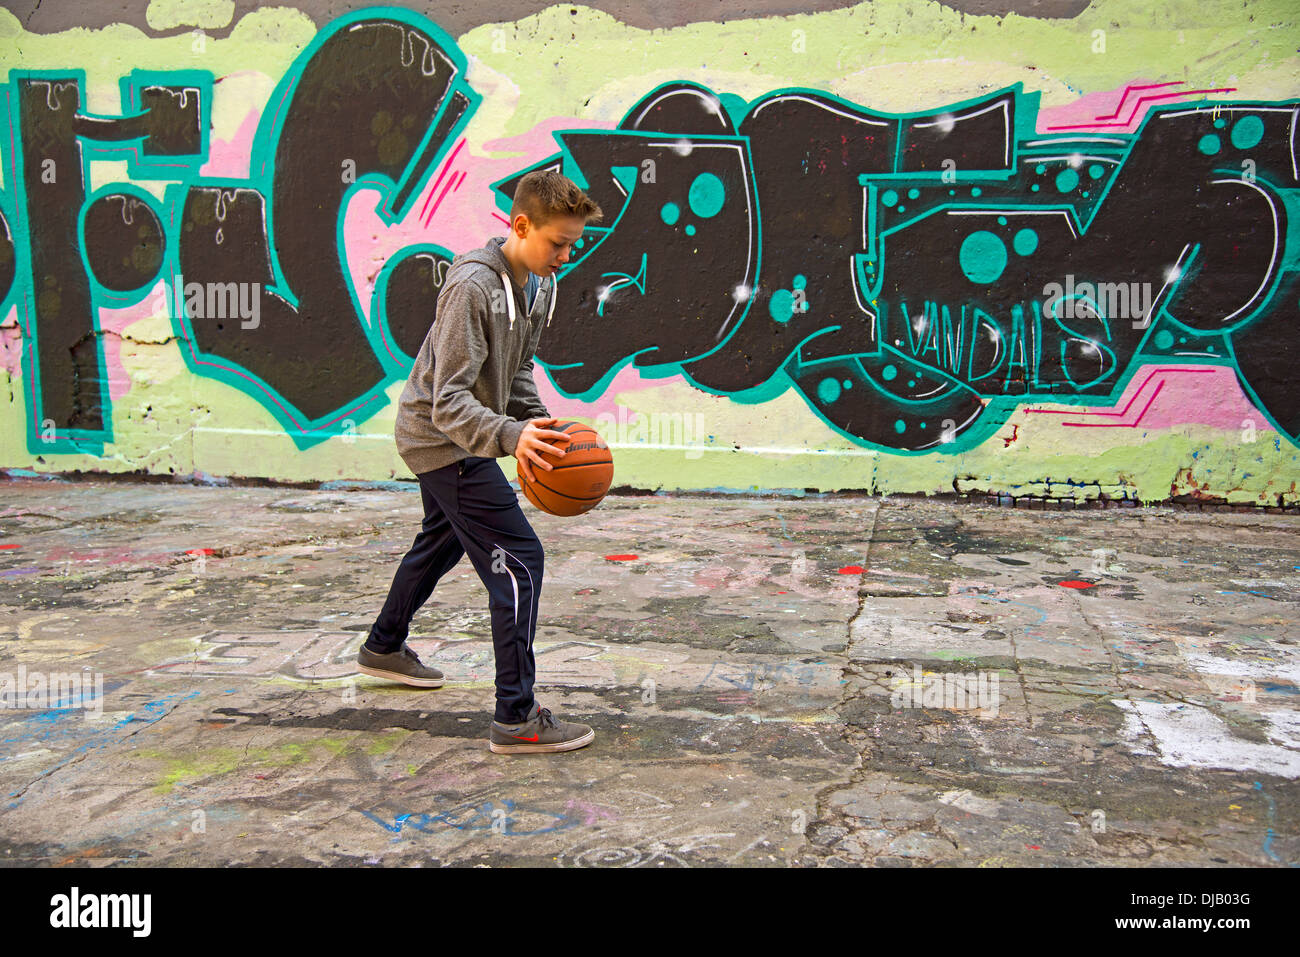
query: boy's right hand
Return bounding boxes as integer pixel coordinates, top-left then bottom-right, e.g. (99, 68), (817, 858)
(515, 417), (569, 485)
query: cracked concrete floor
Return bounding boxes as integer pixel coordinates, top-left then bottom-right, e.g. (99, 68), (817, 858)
(0, 478), (1296, 867)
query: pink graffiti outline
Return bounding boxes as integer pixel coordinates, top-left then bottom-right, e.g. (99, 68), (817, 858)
(371, 140), (467, 368)
(1046, 82), (1238, 131)
(423, 168), (466, 229)
(417, 138), (465, 223)
(1025, 367), (1217, 428)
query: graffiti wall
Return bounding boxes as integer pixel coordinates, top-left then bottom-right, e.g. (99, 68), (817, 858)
(1, 0), (1298, 504)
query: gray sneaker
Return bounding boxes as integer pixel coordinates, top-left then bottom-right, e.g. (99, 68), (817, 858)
(489, 703), (594, 754)
(357, 642), (444, 688)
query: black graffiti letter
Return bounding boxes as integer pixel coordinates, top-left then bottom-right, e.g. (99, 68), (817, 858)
(16, 76), (199, 432)
(177, 17), (471, 422)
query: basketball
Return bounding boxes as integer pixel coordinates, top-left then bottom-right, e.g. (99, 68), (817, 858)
(517, 420), (614, 516)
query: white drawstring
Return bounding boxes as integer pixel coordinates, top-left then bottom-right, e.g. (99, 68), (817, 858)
(498, 270), (516, 331)
(499, 269), (556, 330)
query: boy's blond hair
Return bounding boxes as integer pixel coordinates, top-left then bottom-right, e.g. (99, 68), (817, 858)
(511, 169), (603, 227)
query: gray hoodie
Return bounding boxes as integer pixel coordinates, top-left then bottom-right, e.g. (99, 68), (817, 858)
(394, 236), (554, 475)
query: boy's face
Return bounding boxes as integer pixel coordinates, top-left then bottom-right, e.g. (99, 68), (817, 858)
(511, 213), (587, 278)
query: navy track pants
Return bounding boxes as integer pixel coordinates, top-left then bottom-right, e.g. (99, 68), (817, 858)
(366, 455), (543, 723)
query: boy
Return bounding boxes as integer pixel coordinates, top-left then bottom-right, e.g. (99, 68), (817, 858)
(358, 170), (603, 754)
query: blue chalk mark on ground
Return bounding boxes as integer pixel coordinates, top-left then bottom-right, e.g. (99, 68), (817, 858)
(360, 799), (582, 838)
(1, 690), (201, 809)
(1254, 782), (1297, 866)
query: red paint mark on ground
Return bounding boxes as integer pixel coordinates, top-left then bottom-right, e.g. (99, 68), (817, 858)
(1026, 844), (1041, 850)
(1003, 424), (1019, 447)
(604, 554), (637, 562)
(838, 565), (864, 574)
(0, 543), (19, 549)
(1058, 580), (1096, 589)
(717, 692), (755, 705)
(774, 590), (787, 594)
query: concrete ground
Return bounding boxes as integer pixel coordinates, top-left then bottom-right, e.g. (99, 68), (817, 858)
(0, 476), (1296, 867)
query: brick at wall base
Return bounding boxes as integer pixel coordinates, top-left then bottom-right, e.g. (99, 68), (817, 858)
(970, 492), (1296, 511)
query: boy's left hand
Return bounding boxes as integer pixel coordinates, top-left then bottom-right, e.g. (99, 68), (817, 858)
(515, 417), (569, 485)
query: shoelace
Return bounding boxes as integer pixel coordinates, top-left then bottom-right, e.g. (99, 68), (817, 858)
(535, 707), (558, 730)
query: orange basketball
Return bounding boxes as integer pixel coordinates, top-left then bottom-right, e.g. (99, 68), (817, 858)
(517, 420), (614, 516)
